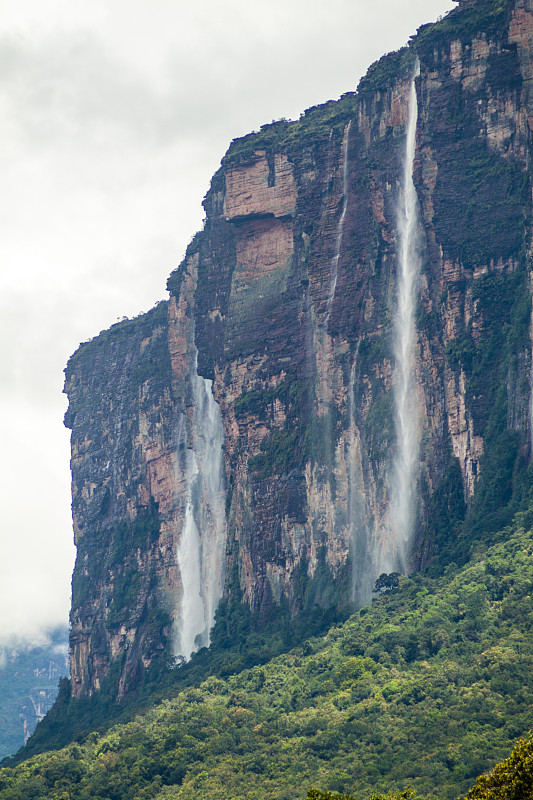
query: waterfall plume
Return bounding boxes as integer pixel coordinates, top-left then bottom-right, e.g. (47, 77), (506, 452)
(176, 460), (205, 658)
(348, 347), (373, 605)
(388, 59), (422, 574)
(326, 121), (351, 323)
(175, 358), (226, 660)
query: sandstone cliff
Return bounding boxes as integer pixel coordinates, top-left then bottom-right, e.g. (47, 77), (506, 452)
(64, 0), (533, 698)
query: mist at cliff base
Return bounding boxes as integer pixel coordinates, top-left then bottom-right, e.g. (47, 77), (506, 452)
(0, 0), (455, 647)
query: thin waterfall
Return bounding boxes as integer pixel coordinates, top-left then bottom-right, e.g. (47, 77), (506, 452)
(388, 59), (422, 574)
(348, 346), (373, 604)
(326, 121), (351, 323)
(176, 459), (205, 658)
(175, 357), (226, 660)
(318, 122), (352, 475)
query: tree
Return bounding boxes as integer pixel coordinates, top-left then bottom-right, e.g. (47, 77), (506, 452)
(373, 573), (400, 594)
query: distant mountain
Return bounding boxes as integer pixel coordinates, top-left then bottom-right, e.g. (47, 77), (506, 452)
(0, 628), (68, 760)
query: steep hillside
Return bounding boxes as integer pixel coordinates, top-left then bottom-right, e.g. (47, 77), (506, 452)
(1, 515), (532, 799)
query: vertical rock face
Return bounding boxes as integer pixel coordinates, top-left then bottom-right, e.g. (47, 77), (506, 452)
(65, 0), (533, 698)
(65, 304), (177, 697)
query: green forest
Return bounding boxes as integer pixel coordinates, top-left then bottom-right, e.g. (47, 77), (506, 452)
(0, 512), (531, 799)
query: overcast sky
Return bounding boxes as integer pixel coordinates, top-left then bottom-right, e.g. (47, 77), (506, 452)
(0, 0), (455, 648)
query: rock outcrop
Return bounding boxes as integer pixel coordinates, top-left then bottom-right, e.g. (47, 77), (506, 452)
(64, 0), (533, 698)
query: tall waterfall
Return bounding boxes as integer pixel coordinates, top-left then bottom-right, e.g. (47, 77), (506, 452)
(175, 359), (226, 660)
(388, 59), (422, 574)
(326, 121), (351, 322)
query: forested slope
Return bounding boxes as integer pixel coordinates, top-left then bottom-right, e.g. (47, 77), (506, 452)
(1, 513), (531, 800)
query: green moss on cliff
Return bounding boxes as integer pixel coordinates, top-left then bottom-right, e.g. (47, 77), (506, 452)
(66, 301), (169, 368)
(234, 380), (306, 420)
(249, 428), (301, 476)
(486, 44), (523, 95)
(243, 377), (311, 478)
(420, 457), (467, 568)
(221, 91), (358, 168)
(442, 262), (532, 560)
(415, 0), (510, 50)
(433, 144), (528, 269)
(356, 47), (413, 96)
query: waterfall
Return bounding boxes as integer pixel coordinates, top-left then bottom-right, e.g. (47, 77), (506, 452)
(388, 59), (422, 574)
(176, 454), (205, 658)
(326, 121), (351, 323)
(175, 359), (226, 660)
(348, 348), (374, 604)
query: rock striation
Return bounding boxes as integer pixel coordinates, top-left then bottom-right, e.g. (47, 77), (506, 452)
(64, 0), (533, 698)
